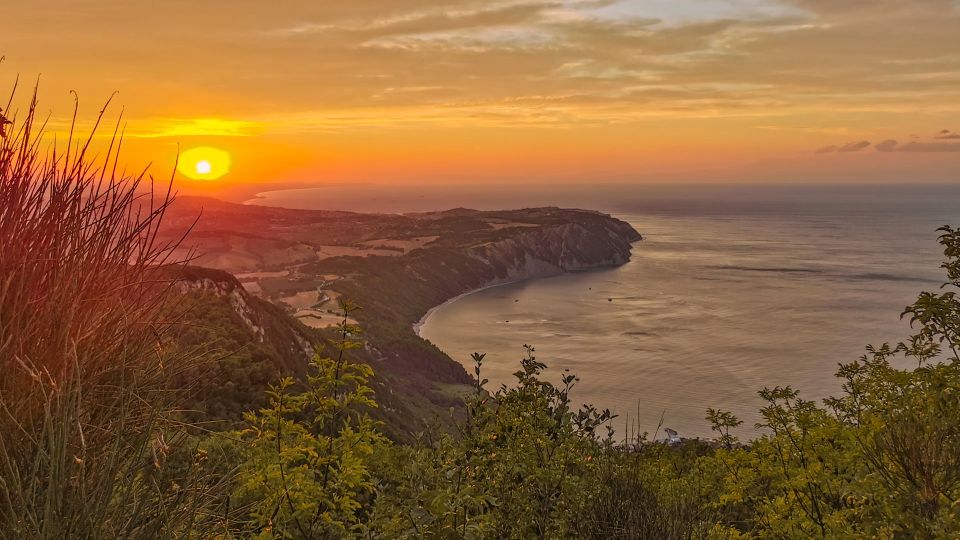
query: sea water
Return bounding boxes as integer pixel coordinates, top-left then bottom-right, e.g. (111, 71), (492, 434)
(251, 183), (960, 438)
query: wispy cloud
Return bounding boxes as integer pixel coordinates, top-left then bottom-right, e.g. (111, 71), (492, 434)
(128, 118), (262, 138)
(936, 129), (960, 139)
(4, 0), (960, 188)
(875, 139), (899, 152)
(897, 141), (960, 152)
(816, 140), (870, 153)
(840, 140), (871, 152)
(858, 137), (960, 153)
(10, 0), (956, 127)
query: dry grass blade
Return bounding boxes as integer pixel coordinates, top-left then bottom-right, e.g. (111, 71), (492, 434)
(0, 81), (220, 538)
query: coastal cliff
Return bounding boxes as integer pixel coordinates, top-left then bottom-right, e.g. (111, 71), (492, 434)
(310, 208), (641, 336)
(171, 266), (319, 373)
(310, 208), (641, 435)
(465, 215), (640, 284)
(161, 200), (641, 437)
(409, 217), (640, 333)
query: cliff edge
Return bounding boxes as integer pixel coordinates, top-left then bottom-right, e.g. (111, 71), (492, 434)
(161, 200), (641, 438)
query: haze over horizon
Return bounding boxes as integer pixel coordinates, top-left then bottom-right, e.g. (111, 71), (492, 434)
(5, 0), (960, 190)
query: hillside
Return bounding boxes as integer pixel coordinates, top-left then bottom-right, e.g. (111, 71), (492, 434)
(163, 198), (642, 437)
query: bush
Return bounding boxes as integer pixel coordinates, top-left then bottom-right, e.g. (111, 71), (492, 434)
(230, 303), (386, 538)
(227, 226), (960, 538)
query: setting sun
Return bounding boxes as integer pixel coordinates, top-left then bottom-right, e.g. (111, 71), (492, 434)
(177, 147), (231, 180)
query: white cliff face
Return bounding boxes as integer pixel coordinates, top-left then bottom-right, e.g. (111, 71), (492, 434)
(411, 214), (641, 345)
(175, 277), (266, 341)
(466, 218), (640, 287)
(174, 272), (321, 369)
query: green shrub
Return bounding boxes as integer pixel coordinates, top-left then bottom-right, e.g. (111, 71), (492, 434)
(230, 303), (386, 538)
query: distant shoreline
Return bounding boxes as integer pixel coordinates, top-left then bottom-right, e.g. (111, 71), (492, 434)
(412, 278), (530, 337)
(411, 260), (636, 338)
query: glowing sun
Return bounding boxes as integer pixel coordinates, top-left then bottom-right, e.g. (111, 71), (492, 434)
(177, 147), (231, 180)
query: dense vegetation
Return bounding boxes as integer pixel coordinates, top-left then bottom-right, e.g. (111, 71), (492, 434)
(3, 88), (959, 538)
(204, 231), (960, 538)
(183, 229), (960, 538)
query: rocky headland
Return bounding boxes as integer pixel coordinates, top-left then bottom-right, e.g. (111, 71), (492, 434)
(162, 198), (641, 438)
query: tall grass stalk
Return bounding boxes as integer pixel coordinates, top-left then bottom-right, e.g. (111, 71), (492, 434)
(0, 82), (219, 537)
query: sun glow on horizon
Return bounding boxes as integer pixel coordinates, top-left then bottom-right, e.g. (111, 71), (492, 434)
(178, 147), (231, 181)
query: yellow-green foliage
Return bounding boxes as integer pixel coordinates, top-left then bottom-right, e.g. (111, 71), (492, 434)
(225, 227), (960, 539)
(701, 227), (960, 539)
(231, 304), (386, 538)
(369, 348), (615, 538)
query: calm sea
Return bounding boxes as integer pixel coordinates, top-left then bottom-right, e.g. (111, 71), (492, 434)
(251, 183), (960, 438)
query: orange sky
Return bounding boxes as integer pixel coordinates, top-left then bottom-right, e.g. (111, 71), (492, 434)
(4, 0), (960, 189)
